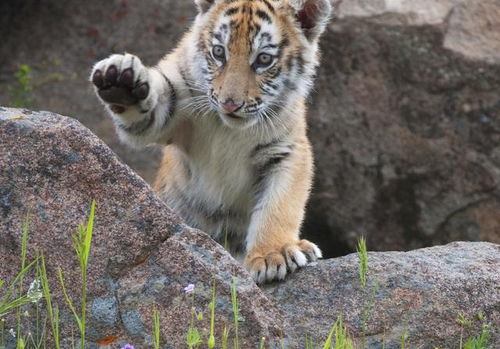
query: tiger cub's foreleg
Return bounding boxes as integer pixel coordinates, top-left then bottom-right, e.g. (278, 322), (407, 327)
(245, 141), (322, 284)
(90, 53), (176, 147)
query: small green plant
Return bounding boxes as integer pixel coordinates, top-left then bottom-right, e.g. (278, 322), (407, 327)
(152, 307), (161, 349)
(16, 215), (30, 349)
(186, 326), (202, 348)
(458, 312), (473, 348)
(356, 236), (383, 348)
(37, 253), (60, 349)
(259, 336), (266, 349)
(230, 277), (240, 349)
(458, 312), (491, 349)
(463, 323), (490, 349)
(400, 330), (409, 349)
(0, 214), (41, 349)
(305, 334), (318, 349)
(8, 64), (33, 108)
(207, 280), (217, 349)
(357, 237), (368, 289)
(322, 314), (354, 349)
(221, 326), (230, 349)
(57, 200), (96, 349)
(0, 218), (40, 318)
(184, 283), (203, 349)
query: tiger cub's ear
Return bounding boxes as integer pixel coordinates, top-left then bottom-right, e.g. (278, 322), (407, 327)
(195, 0), (216, 13)
(289, 0), (332, 41)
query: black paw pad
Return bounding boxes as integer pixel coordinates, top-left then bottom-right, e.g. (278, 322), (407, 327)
(119, 68), (134, 88)
(110, 105), (126, 114)
(98, 86), (138, 106)
(132, 83), (149, 100)
(105, 65), (118, 85)
(92, 70), (104, 88)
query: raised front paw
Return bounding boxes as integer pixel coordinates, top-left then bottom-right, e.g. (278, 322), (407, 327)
(245, 239), (322, 284)
(90, 53), (152, 113)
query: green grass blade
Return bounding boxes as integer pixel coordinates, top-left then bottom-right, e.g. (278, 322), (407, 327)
(38, 253), (60, 349)
(0, 259), (38, 313)
(322, 324), (335, 349)
(400, 330), (408, 349)
(221, 327), (229, 349)
(82, 200), (95, 268)
(152, 308), (161, 349)
(356, 237), (367, 289)
(57, 267), (82, 330)
(322, 314), (354, 349)
(208, 280), (216, 349)
(230, 277), (240, 349)
(0, 295), (33, 316)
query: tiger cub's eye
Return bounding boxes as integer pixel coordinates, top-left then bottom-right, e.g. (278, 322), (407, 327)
(212, 45), (225, 61)
(256, 53), (273, 67)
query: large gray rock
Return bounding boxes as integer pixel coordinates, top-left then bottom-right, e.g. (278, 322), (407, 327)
(0, 0), (499, 257)
(1, 108), (498, 348)
(0, 108), (283, 348)
(304, 0), (500, 256)
(265, 241), (500, 348)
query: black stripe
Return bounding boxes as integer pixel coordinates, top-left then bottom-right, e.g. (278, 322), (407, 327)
(260, 151), (293, 169)
(261, 85), (277, 96)
(297, 54), (305, 75)
(160, 72), (177, 128)
(256, 9), (272, 23)
(224, 7), (238, 16)
(280, 37), (290, 49)
(213, 32), (223, 42)
(260, 32), (272, 43)
(277, 37), (290, 59)
(252, 138), (281, 157)
(283, 78), (297, 91)
(253, 150), (293, 210)
(178, 67), (194, 97)
(250, 23), (261, 34)
(259, 0), (275, 13)
(263, 80), (279, 90)
(229, 20), (240, 29)
(269, 66), (282, 79)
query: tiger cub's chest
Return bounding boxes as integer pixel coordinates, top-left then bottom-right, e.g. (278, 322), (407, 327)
(181, 117), (259, 211)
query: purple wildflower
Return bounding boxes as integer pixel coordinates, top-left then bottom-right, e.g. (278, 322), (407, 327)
(120, 344), (135, 349)
(184, 283), (195, 293)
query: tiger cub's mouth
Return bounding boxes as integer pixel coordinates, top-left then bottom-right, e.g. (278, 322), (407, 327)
(226, 112), (243, 119)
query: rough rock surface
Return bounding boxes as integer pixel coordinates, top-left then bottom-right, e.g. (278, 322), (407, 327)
(0, 1), (499, 258)
(265, 242), (500, 348)
(0, 108), (283, 348)
(1, 108), (499, 348)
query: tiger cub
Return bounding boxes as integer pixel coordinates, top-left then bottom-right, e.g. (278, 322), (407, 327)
(90, 0), (331, 283)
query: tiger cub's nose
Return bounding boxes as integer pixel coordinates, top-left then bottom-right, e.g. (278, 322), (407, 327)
(220, 98), (244, 113)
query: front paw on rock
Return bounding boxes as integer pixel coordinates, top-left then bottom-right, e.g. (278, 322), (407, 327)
(245, 240), (322, 284)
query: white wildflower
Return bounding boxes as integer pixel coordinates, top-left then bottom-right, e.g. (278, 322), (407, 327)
(9, 328), (16, 338)
(27, 278), (42, 303)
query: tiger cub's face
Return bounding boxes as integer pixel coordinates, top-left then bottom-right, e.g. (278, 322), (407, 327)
(193, 0), (331, 129)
